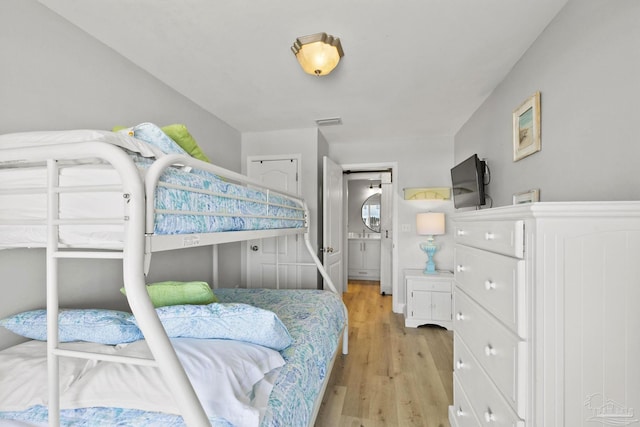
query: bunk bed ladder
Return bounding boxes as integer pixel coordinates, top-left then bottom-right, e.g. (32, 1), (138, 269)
(35, 148), (210, 427)
(43, 159), (144, 426)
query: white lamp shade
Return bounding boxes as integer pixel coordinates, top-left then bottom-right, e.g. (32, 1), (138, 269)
(416, 212), (445, 236)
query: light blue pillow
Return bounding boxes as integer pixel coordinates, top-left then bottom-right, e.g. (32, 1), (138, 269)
(0, 309), (142, 345)
(128, 122), (189, 156)
(149, 303), (293, 351)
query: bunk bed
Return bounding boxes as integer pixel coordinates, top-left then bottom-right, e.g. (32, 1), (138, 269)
(0, 124), (348, 427)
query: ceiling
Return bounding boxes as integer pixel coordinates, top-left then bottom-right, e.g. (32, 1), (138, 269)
(37, 0), (568, 145)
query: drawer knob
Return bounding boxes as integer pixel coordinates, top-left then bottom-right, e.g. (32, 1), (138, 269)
(484, 409), (495, 422)
(484, 232), (495, 240)
(456, 359), (464, 369)
(456, 407), (464, 417)
(456, 229), (466, 236)
(456, 312), (465, 321)
(456, 265), (466, 273)
(484, 280), (496, 290)
(484, 344), (497, 356)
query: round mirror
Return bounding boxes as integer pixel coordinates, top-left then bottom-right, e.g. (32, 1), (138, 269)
(361, 193), (381, 232)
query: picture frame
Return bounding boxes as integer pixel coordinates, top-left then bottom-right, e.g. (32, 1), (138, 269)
(513, 188), (540, 205)
(513, 91), (541, 161)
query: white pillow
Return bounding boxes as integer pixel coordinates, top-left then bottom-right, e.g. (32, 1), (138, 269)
(0, 341), (118, 411)
(0, 129), (164, 159)
(61, 338), (285, 427)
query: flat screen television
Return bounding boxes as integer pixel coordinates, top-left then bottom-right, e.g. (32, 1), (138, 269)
(450, 154), (486, 209)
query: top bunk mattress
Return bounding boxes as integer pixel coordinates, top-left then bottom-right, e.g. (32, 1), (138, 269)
(0, 141), (305, 249)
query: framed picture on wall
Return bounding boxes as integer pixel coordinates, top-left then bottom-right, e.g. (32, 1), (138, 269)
(513, 91), (541, 161)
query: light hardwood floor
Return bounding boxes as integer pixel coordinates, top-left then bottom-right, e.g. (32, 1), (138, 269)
(315, 280), (453, 427)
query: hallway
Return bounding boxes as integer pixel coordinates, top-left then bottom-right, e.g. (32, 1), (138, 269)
(316, 280), (453, 427)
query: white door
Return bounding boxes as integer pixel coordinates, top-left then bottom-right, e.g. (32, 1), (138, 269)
(322, 156), (344, 293)
(246, 157), (300, 289)
(380, 172), (393, 294)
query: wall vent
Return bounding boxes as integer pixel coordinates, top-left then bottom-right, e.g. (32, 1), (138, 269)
(315, 117), (343, 126)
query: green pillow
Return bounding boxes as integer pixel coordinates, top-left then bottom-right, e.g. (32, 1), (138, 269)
(161, 124), (210, 162)
(121, 281), (218, 308)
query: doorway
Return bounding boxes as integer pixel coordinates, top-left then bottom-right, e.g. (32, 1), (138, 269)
(342, 163), (396, 303)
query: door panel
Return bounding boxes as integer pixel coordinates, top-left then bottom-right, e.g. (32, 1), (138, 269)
(322, 156), (344, 293)
(380, 172), (393, 294)
(246, 158), (300, 289)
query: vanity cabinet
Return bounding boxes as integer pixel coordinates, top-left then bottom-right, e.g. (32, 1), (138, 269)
(449, 202), (640, 427)
(404, 269), (453, 329)
(348, 238), (380, 280)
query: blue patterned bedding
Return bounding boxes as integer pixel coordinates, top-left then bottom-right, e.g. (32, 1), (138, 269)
(217, 289), (346, 427)
(135, 156), (305, 235)
(0, 289), (346, 427)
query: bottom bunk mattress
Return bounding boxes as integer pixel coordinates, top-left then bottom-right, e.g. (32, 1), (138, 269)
(0, 288), (346, 427)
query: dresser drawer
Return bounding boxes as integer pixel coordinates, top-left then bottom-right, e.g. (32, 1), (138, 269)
(455, 289), (526, 417)
(455, 245), (526, 337)
(454, 220), (524, 258)
(451, 375), (482, 427)
(454, 335), (524, 427)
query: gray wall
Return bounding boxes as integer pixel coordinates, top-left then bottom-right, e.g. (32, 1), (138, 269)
(0, 0), (242, 347)
(455, 0), (640, 207)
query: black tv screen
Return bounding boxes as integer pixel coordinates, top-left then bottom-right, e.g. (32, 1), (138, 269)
(451, 154), (486, 209)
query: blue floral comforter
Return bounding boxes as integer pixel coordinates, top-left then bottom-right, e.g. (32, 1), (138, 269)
(134, 156), (305, 235)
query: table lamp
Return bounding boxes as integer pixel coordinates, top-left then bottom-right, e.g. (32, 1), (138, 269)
(416, 212), (445, 274)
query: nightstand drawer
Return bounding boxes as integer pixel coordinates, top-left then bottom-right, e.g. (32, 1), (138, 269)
(406, 277), (451, 292)
(454, 220), (524, 258)
(455, 289), (526, 417)
(454, 245), (526, 337)
(454, 335), (524, 427)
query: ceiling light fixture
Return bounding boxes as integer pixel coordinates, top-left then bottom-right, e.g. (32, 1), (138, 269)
(292, 32), (344, 76)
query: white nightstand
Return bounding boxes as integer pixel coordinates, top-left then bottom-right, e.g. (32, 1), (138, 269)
(404, 269), (453, 329)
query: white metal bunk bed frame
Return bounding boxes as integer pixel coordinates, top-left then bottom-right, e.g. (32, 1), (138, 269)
(0, 141), (348, 427)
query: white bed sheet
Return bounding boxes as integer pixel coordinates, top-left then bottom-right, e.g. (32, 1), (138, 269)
(0, 165), (126, 248)
(0, 339), (283, 427)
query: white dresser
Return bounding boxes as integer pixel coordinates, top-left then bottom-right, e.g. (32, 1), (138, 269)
(449, 202), (640, 427)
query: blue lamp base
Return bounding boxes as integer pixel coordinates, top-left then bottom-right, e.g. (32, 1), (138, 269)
(419, 241), (438, 274)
